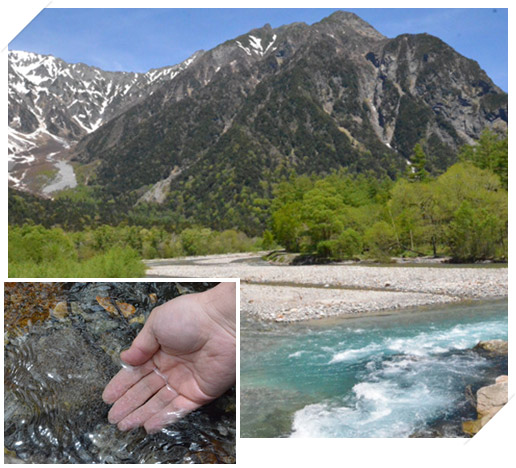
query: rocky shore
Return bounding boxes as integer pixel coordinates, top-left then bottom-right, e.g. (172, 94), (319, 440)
(462, 340), (509, 436)
(146, 253), (507, 322)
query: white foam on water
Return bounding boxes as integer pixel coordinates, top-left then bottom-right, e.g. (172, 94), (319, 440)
(289, 361), (458, 437)
(290, 402), (353, 438)
(383, 319), (505, 356)
(353, 381), (391, 403)
(243, 300), (507, 438)
(328, 342), (381, 364)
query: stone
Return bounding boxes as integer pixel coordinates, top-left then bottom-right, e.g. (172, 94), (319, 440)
(462, 418), (485, 436)
(115, 301), (136, 318)
(96, 296), (118, 316)
(461, 375), (508, 436)
(476, 377), (508, 418)
(51, 301), (69, 319)
(129, 314), (145, 325)
(473, 339), (508, 355)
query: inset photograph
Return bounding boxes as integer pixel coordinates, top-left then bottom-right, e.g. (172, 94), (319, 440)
(4, 281), (236, 463)
(240, 275), (507, 438)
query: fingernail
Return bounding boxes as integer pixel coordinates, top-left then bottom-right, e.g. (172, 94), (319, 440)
(108, 410), (119, 425)
(102, 390), (114, 404)
(118, 421), (130, 431)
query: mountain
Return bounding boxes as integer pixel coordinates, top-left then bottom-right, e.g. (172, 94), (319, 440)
(8, 11), (507, 234)
(8, 49), (203, 190)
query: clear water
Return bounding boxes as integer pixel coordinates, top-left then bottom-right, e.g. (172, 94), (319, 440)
(4, 282), (235, 463)
(240, 299), (508, 438)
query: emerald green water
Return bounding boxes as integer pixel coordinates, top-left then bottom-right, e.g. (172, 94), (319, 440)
(240, 299), (508, 438)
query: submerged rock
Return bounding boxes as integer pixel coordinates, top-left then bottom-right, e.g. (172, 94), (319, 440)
(51, 301), (69, 320)
(4, 282), (235, 464)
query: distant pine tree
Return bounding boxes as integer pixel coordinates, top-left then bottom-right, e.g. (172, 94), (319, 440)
(407, 143), (429, 182)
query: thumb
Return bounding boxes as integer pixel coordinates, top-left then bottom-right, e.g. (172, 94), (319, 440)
(120, 316), (159, 366)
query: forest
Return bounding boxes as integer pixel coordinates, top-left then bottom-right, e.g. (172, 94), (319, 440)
(8, 129), (507, 277)
(270, 129), (507, 262)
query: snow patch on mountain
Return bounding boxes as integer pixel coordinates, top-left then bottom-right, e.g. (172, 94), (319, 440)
(237, 34), (277, 57)
(8, 49), (204, 192)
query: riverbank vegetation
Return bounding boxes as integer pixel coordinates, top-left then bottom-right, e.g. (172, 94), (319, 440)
(8, 130), (507, 276)
(271, 130), (507, 262)
(8, 224), (262, 277)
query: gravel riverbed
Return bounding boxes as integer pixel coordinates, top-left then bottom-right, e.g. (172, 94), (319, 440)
(146, 253), (508, 322)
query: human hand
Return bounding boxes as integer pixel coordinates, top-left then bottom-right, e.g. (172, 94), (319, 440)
(102, 283), (236, 433)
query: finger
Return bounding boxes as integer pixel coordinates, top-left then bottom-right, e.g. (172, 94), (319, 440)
(102, 361), (155, 404)
(165, 363), (217, 404)
(117, 384), (179, 431)
(121, 313), (159, 366)
(144, 395), (200, 434)
(108, 370), (166, 424)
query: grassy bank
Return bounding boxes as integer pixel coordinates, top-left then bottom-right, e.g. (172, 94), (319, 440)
(8, 224), (263, 278)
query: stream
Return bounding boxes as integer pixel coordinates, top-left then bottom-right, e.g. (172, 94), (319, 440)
(240, 298), (508, 438)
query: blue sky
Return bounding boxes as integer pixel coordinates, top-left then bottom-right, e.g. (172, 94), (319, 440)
(9, 8), (508, 91)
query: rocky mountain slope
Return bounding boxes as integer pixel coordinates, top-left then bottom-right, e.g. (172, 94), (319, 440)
(71, 12), (506, 194)
(8, 49), (203, 190)
(8, 11), (507, 231)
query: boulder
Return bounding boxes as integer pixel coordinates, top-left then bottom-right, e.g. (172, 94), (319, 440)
(476, 377), (508, 418)
(462, 375), (508, 436)
(473, 339), (508, 355)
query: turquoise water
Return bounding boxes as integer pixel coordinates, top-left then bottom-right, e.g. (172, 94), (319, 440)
(240, 299), (508, 438)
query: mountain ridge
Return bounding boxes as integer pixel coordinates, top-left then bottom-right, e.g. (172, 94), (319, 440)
(8, 48), (204, 190)
(8, 11), (507, 234)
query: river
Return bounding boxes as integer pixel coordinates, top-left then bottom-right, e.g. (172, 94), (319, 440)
(42, 159), (77, 194)
(240, 298), (508, 438)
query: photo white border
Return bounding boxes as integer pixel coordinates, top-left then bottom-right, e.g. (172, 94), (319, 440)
(2, 1), (513, 466)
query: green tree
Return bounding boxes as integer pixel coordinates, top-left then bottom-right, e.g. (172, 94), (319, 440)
(446, 201), (504, 262)
(389, 179), (440, 256)
(261, 230), (276, 250)
(271, 200), (304, 251)
(331, 228), (363, 259)
(363, 221), (399, 261)
(407, 143), (429, 182)
(459, 129), (508, 189)
(300, 185), (345, 250)
(180, 227), (214, 256)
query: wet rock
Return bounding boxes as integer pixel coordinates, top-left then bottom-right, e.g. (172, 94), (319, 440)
(51, 301), (69, 320)
(4, 282), (235, 464)
(115, 301), (136, 318)
(96, 296), (118, 316)
(462, 418), (485, 436)
(4, 282), (68, 332)
(462, 375), (508, 436)
(4, 323), (117, 463)
(476, 376), (508, 418)
(473, 339), (508, 355)
(129, 314), (146, 325)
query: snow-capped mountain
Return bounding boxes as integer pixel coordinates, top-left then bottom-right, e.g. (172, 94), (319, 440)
(8, 11), (507, 218)
(8, 49), (203, 190)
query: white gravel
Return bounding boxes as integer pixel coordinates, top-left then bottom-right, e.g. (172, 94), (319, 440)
(146, 254), (507, 322)
(240, 284), (464, 322)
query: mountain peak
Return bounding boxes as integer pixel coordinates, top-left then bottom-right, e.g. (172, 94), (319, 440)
(319, 10), (386, 40)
